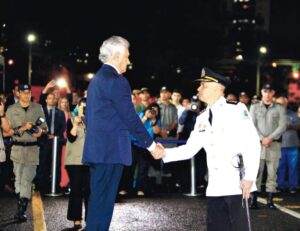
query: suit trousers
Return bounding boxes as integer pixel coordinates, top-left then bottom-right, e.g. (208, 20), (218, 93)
(87, 163), (123, 231)
(207, 195), (248, 231)
(13, 162), (37, 199)
(66, 165), (90, 221)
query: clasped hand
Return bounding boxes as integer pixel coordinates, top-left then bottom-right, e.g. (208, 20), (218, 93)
(150, 142), (165, 159)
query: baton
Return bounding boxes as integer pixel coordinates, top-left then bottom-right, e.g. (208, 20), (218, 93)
(237, 153), (252, 231)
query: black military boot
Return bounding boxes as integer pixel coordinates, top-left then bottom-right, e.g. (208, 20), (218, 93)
(14, 197), (28, 222)
(266, 192), (276, 209)
(249, 192), (259, 209)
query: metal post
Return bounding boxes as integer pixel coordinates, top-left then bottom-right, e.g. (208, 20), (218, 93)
(45, 136), (63, 196)
(28, 44), (32, 85)
(256, 59), (261, 95)
(185, 156), (200, 197)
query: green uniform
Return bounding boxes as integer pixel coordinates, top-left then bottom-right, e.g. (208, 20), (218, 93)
(6, 102), (47, 199)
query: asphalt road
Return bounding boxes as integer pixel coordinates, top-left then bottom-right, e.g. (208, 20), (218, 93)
(1, 191), (300, 231)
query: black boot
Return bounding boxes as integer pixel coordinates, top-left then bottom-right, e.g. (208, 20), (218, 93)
(14, 197), (28, 222)
(249, 192), (259, 209)
(266, 192), (276, 209)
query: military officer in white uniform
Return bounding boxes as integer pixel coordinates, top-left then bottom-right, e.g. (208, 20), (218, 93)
(162, 68), (261, 231)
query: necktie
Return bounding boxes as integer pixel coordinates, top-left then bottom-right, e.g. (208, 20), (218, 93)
(208, 109), (213, 125)
(49, 109), (55, 134)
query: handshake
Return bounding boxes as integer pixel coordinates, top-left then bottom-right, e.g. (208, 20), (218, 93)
(150, 142), (166, 159)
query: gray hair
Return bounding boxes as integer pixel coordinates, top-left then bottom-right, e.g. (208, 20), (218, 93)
(98, 36), (130, 63)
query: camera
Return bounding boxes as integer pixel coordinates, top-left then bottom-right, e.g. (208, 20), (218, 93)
(28, 117), (46, 134)
(189, 95), (200, 111)
(149, 107), (156, 115)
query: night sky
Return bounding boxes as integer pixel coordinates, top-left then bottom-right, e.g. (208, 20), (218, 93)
(1, 0), (300, 96)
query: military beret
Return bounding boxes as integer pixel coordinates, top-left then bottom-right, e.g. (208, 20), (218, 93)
(196, 67), (231, 87)
(18, 84), (31, 91)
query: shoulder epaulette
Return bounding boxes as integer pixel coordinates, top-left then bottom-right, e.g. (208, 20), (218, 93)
(226, 100), (238, 105)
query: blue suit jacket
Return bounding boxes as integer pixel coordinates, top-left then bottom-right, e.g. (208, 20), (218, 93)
(82, 64), (153, 166)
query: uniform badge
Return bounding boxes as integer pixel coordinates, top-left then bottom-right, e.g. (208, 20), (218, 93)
(243, 110), (249, 119)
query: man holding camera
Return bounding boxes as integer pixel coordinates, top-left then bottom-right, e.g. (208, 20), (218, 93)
(5, 84), (48, 222)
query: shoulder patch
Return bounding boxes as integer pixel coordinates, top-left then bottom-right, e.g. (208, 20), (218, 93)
(242, 109), (250, 118)
(226, 100), (238, 105)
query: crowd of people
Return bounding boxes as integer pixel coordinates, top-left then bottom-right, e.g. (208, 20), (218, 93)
(0, 35), (300, 231)
(0, 76), (300, 229)
(0, 80), (89, 229)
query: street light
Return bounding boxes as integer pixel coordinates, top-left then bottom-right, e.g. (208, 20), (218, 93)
(256, 46), (268, 95)
(27, 33), (36, 85)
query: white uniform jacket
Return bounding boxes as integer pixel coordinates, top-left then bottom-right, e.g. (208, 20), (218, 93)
(163, 97), (261, 196)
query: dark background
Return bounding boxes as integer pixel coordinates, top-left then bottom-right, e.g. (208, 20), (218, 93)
(1, 0), (300, 98)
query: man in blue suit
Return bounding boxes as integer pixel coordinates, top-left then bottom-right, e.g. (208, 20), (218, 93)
(83, 36), (164, 231)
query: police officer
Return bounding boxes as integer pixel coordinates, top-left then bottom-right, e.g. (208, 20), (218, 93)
(249, 83), (287, 209)
(6, 84), (48, 222)
(162, 68), (261, 231)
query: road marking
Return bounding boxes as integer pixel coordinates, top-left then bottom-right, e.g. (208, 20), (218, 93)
(32, 191), (47, 231)
(258, 197), (300, 219)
